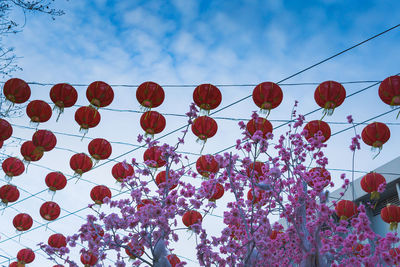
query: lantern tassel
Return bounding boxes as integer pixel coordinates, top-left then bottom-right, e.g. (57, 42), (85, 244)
(390, 222), (398, 231)
(370, 191), (380, 200)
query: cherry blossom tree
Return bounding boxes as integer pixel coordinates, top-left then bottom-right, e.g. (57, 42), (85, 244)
(39, 103), (399, 267)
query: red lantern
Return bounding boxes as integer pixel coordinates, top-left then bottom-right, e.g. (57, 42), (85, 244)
(32, 130), (57, 152)
(360, 172), (386, 200)
(20, 141), (43, 162)
(40, 201), (61, 221)
(381, 205), (400, 231)
(182, 210), (202, 227)
(270, 230), (283, 240)
(303, 120), (331, 143)
(88, 138), (112, 161)
(13, 213), (33, 231)
(307, 167), (331, 189)
(74, 106), (101, 131)
(143, 146), (166, 168)
(196, 155), (219, 178)
(86, 81), (114, 108)
(191, 116), (218, 141)
(246, 161), (264, 181)
(335, 200), (357, 220)
(9, 262), (19, 267)
(80, 251), (98, 267)
(167, 254), (181, 267)
(48, 233), (67, 248)
(193, 84), (222, 111)
(125, 243), (144, 259)
(379, 75), (400, 106)
(390, 247), (400, 264)
(247, 189), (263, 203)
(50, 83), (78, 109)
(26, 100), (52, 123)
(246, 117), (273, 139)
(252, 82), (283, 113)
(81, 223), (104, 241)
(156, 171), (178, 190)
(2, 157), (25, 178)
(3, 78), (31, 104)
(0, 140), (2, 149)
(90, 185), (112, 205)
(208, 182), (224, 201)
(70, 153), (93, 176)
(0, 184), (20, 204)
(45, 172), (67, 191)
(137, 199), (155, 211)
(361, 122), (390, 149)
(112, 162), (134, 182)
(140, 111), (166, 135)
(352, 244), (365, 257)
(136, 81), (165, 109)
(17, 248), (35, 264)
(0, 118), (13, 141)
(314, 81), (346, 115)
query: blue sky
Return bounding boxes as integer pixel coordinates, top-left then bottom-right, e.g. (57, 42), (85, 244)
(1, 0), (400, 266)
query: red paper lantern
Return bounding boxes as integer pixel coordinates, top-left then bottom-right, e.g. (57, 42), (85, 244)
(247, 189), (263, 203)
(314, 81), (346, 115)
(74, 106), (101, 130)
(40, 201), (61, 221)
(335, 200), (357, 220)
(90, 185), (112, 205)
(270, 230), (283, 240)
(50, 83), (78, 109)
(2, 157), (25, 178)
(143, 146), (166, 168)
(252, 82), (283, 112)
(191, 116), (218, 141)
(136, 81), (165, 109)
(361, 122), (390, 149)
(88, 138), (112, 160)
(80, 251), (98, 267)
(390, 247), (400, 264)
(155, 171), (178, 190)
(26, 100), (52, 123)
(32, 129), (57, 152)
(0, 140), (2, 149)
(140, 111), (166, 135)
(307, 167), (331, 189)
(9, 262), (19, 267)
(196, 155), (219, 178)
(45, 172), (67, 191)
(0, 118), (13, 141)
(246, 117), (273, 139)
(137, 199), (155, 211)
(167, 254), (181, 267)
(125, 243), (144, 259)
(70, 153), (93, 176)
(17, 248), (35, 264)
(3, 78), (31, 104)
(246, 161), (264, 181)
(48, 233), (67, 248)
(81, 223), (104, 241)
(112, 162), (134, 182)
(360, 172), (386, 200)
(182, 210), (202, 227)
(193, 84), (222, 111)
(303, 120), (331, 143)
(0, 184), (19, 204)
(379, 75), (400, 106)
(86, 81), (114, 108)
(20, 141), (43, 162)
(13, 213), (33, 231)
(381, 205), (400, 231)
(208, 182), (224, 201)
